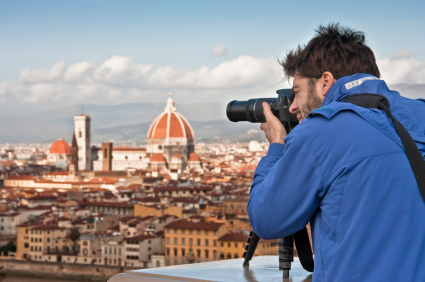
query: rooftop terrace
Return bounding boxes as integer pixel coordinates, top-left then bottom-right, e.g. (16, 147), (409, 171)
(108, 256), (312, 282)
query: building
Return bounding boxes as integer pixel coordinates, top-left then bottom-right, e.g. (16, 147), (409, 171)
(27, 225), (69, 262)
(74, 114), (91, 171)
(92, 94), (202, 177)
(218, 232), (278, 260)
(164, 220), (227, 266)
(47, 139), (71, 164)
(123, 234), (162, 267)
(0, 212), (23, 236)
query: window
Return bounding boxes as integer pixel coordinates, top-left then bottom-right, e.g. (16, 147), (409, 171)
(104, 148), (107, 158)
(174, 229), (177, 234)
(205, 230), (208, 236)
(214, 231), (216, 236)
(79, 131), (82, 138)
(47, 238), (50, 243)
(174, 248), (178, 256)
(213, 251), (217, 259)
(35, 238), (37, 243)
(205, 239), (209, 246)
(83, 248), (88, 256)
(181, 238), (185, 245)
(167, 229), (170, 234)
(167, 238), (170, 244)
(213, 240), (216, 247)
(205, 250), (209, 258)
(24, 243), (29, 248)
(197, 239), (201, 246)
(235, 243), (238, 248)
(83, 241), (88, 246)
(31, 246), (33, 251)
(182, 229), (185, 234)
(189, 238), (193, 246)
(197, 230), (200, 235)
(174, 238), (177, 245)
(228, 242), (230, 247)
(227, 253), (232, 259)
(220, 253), (225, 259)
(166, 248), (170, 255)
(234, 253), (239, 258)
(182, 248), (186, 256)
(197, 249), (201, 258)
(189, 230), (192, 235)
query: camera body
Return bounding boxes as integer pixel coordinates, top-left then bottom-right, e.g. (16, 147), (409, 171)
(226, 89), (299, 132)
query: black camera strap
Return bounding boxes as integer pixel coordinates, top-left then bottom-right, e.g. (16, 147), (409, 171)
(342, 93), (425, 202)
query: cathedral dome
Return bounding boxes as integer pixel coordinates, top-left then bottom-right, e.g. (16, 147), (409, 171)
(49, 139), (71, 155)
(188, 152), (201, 162)
(150, 153), (167, 163)
(147, 93), (194, 140)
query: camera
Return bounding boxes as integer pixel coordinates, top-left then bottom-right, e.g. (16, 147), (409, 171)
(226, 89), (299, 132)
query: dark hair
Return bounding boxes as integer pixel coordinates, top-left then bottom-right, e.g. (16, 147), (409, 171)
(280, 23), (380, 81)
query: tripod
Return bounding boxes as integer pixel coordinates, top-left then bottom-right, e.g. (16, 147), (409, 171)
(242, 227), (314, 278)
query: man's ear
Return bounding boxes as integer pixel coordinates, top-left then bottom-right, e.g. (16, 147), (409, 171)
(318, 71), (336, 99)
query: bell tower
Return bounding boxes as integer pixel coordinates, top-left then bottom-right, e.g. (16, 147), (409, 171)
(74, 114), (91, 171)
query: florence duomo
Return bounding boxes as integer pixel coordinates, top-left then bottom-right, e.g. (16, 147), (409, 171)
(46, 93), (203, 179)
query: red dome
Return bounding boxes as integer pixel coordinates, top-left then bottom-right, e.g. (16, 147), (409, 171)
(148, 112), (194, 139)
(188, 152), (201, 162)
(150, 153), (167, 163)
(49, 139), (71, 154)
(147, 94), (194, 140)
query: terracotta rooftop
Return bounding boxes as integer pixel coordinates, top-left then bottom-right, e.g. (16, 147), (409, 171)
(125, 234), (156, 242)
(6, 175), (36, 180)
(164, 220), (224, 231)
(219, 232), (249, 242)
(80, 201), (134, 208)
(49, 139), (71, 155)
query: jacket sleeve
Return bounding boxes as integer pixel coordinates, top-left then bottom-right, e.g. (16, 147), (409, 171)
(248, 133), (325, 239)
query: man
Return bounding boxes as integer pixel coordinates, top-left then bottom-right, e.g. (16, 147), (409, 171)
(248, 23), (425, 281)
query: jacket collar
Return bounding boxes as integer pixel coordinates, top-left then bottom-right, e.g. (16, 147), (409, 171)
(322, 73), (381, 106)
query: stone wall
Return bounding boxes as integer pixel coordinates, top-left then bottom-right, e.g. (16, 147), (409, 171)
(0, 259), (138, 279)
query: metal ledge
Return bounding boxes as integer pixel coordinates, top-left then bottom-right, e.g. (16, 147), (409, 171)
(108, 256), (312, 282)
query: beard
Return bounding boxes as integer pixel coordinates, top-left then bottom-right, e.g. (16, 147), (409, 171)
(297, 80), (323, 119)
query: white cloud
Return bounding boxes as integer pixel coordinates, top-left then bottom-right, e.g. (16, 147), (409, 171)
(378, 51), (425, 84)
(19, 61), (66, 84)
(4, 51), (425, 106)
(212, 45), (228, 56)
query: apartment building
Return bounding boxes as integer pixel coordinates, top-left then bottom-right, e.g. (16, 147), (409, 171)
(28, 225), (70, 262)
(218, 232), (278, 260)
(164, 220), (227, 266)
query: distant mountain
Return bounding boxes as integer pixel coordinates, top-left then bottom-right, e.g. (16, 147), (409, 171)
(92, 120), (266, 144)
(0, 102), (265, 143)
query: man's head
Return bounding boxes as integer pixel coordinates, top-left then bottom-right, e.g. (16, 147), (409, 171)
(281, 23), (380, 122)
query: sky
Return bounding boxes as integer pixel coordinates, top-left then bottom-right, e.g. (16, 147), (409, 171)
(1, 0), (425, 112)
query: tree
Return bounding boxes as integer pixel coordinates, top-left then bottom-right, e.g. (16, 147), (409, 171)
(68, 227), (80, 254)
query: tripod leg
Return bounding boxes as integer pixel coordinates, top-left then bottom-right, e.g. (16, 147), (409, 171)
(279, 236), (293, 278)
(243, 231), (261, 266)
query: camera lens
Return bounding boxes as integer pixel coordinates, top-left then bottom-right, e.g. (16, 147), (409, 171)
(226, 98), (277, 123)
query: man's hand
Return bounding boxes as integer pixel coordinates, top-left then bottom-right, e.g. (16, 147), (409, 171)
(260, 102), (287, 144)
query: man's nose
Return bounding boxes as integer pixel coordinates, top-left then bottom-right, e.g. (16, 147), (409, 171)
(289, 97), (298, 114)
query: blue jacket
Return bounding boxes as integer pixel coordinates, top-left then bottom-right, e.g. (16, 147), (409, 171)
(248, 73), (425, 282)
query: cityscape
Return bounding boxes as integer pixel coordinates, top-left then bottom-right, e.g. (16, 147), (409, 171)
(0, 94), (276, 280)
(1, 1), (424, 281)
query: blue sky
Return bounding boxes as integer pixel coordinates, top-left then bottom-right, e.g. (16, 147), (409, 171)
(1, 0), (424, 109)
